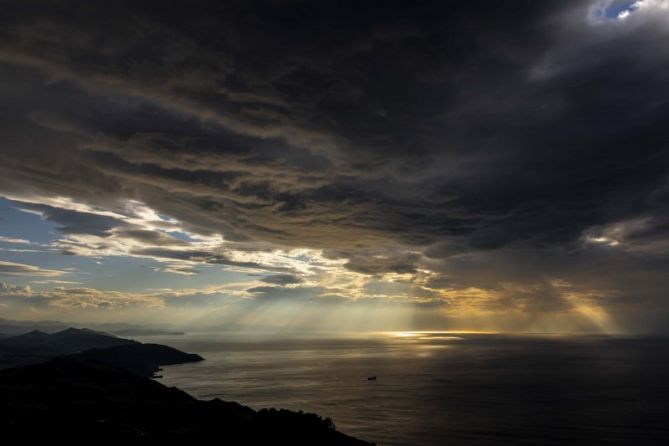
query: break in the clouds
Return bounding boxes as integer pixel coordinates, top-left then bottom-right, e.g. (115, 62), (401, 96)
(0, 0), (669, 333)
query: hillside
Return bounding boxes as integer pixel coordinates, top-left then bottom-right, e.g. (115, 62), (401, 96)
(0, 357), (374, 445)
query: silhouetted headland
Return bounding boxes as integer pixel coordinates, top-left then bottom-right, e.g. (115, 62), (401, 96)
(76, 343), (203, 377)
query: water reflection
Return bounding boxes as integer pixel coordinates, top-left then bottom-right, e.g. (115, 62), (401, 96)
(145, 332), (669, 446)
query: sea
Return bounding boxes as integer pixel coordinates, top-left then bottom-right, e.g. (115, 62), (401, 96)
(139, 332), (669, 446)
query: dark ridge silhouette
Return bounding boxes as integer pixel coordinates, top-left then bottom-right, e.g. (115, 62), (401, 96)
(0, 326), (206, 374)
(0, 317), (68, 336)
(0, 326), (137, 369)
(0, 326), (136, 353)
(47, 327), (136, 349)
(0, 317), (185, 337)
(75, 343), (204, 378)
(7, 329), (50, 343)
(0, 357), (374, 445)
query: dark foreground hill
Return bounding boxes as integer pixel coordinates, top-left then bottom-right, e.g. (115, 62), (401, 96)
(0, 357), (374, 445)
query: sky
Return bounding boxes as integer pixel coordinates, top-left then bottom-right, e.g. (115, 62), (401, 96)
(0, 0), (669, 333)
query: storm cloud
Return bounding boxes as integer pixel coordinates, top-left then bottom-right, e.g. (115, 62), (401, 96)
(1, 0), (669, 331)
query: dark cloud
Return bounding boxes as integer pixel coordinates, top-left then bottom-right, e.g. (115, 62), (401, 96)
(0, 0), (668, 329)
(260, 274), (303, 285)
(112, 228), (188, 247)
(342, 250), (421, 275)
(12, 201), (128, 237)
(130, 247), (294, 273)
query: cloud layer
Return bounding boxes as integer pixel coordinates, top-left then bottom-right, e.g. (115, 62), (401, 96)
(1, 0), (669, 332)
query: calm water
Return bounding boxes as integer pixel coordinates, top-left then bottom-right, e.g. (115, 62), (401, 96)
(142, 332), (669, 445)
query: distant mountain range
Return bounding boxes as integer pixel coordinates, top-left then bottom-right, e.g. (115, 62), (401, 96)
(0, 326), (202, 377)
(0, 317), (70, 336)
(2, 326), (135, 350)
(0, 317), (185, 337)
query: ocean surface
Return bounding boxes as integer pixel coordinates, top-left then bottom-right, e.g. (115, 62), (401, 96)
(141, 332), (669, 445)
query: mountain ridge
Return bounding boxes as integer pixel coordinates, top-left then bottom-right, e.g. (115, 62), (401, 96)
(0, 326), (200, 375)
